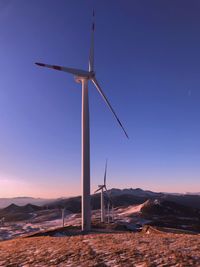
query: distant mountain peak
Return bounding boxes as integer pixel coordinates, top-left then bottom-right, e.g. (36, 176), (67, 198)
(108, 188), (163, 198)
(8, 203), (19, 208)
(0, 197), (54, 209)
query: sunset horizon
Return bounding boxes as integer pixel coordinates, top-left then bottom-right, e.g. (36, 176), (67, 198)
(1, 2), (200, 265)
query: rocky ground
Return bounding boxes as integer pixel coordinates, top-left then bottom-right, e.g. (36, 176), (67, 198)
(0, 231), (199, 266)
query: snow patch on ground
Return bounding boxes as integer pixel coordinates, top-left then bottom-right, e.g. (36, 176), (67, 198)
(0, 213), (82, 241)
(118, 203), (144, 216)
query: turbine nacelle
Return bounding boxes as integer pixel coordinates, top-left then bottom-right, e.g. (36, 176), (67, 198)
(75, 71), (95, 83)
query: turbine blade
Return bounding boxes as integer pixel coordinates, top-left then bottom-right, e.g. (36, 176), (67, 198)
(104, 186), (109, 197)
(105, 186), (113, 204)
(94, 186), (103, 193)
(104, 159), (108, 186)
(35, 62), (90, 77)
(104, 186), (109, 195)
(91, 77), (129, 138)
(89, 9), (95, 72)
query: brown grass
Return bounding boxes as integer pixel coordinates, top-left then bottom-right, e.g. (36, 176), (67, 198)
(0, 232), (199, 266)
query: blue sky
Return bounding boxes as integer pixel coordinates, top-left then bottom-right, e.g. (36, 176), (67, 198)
(0, 0), (200, 197)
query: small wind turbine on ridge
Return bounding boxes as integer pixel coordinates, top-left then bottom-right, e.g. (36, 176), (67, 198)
(35, 10), (128, 231)
(94, 160), (108, 223)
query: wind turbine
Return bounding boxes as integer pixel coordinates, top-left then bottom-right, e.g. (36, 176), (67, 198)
(61, 207), (65, 228)
(94, 160), (108, 223)
(106, 186), (114, 223)
(35, 11), (128, 231)
(94, 160), (113, 223)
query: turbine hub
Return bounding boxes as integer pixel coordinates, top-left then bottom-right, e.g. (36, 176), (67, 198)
(74, 76), (88, 83)
(89, 71), (95, 78)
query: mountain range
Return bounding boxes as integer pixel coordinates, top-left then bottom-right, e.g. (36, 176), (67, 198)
(1, 188), (200, 213)
(0, 197), (54, 209)
(1, 187), (200, 216)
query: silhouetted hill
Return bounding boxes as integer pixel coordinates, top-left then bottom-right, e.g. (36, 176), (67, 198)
(2, 203), (41, 213)
(141, 199), (199, 218)
(44, 188), (200, 213)
(3, 204), (21, 213)
(0, 197), (53, 209)
(46, 193), (148, 212)
(109, 188), (163, 198)
(0, 203), (42, 222)
(162, 194), (200, 209)
(47, 197), (81, 213)
(140, 199), (200, 232)
(1, 188), (200, 223)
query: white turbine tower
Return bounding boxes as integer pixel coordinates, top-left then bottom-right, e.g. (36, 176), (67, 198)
(94, 160), (114, 223)
(35, 11), (128, 231)
(106, 185), (114, 223)
(61, 208), (65, 228)
(94, 160), (108, 223)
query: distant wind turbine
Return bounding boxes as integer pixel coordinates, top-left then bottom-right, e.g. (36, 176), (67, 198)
(35, 10), (128, 231)
(61, 208), (65, 228)
(106, 187), (114, 223)
(94, 160), (108, 223)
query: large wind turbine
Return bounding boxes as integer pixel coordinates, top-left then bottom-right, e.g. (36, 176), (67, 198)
(35, 11), (128, 231)
(94, 160), (108, 223)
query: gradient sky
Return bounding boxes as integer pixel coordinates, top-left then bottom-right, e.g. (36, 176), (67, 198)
(0, 0), (200, 198)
